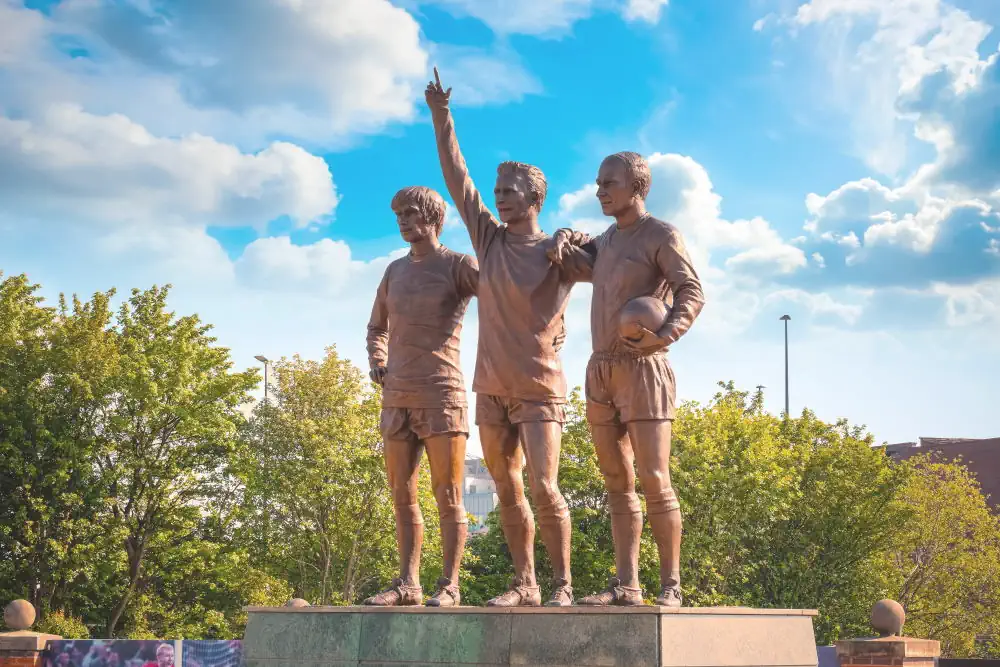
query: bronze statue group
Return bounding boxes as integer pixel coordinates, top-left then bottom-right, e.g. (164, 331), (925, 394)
(363, 69), (705, 609)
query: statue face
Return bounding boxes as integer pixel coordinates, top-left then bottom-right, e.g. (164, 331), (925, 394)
(393, 203), (436, 244)
(596, 157), (639, 218)
(494, 170), (534, 224)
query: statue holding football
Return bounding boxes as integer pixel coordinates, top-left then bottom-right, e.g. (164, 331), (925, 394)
(365, 65), (706, 608)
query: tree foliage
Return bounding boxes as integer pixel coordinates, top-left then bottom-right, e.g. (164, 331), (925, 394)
(230, 348), (443, 605)
(0, 273), (280, 639)
(2, 271), (997, 655)
(890, 456), (1000, 657)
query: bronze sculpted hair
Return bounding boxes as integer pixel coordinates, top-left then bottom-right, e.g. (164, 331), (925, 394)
(497, 161), (547, 210)
(607, 151), (652, 200)
(392, 186), (447, 235)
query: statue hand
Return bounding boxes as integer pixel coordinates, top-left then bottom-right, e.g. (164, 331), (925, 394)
(621, 326), (669, 353)
(425, 66), (452, 111)
(553, 328), (566, 352)
(545, 230), (572, 265)
(370, 365), (387, 386)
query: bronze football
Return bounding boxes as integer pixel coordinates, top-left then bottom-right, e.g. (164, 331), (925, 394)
(619, 296), (670, 341)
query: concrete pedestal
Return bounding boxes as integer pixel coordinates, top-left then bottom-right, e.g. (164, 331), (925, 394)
(244, 605), (819, 667)
(0, 632), (62, 667)
(834, 637), (941, 667)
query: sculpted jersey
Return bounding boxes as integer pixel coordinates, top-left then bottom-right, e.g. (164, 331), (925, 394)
(367, 245), (478, 408)
(582, 215), (704, 354)
(432, 106), (589, 402)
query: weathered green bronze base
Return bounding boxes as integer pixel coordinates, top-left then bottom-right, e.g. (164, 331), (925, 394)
(243, 605), (818, 667)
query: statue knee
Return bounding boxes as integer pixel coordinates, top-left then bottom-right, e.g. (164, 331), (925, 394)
(394, 502), (424, 526)
(529, 477), (561, 508)
(499, 500), (533, 527)
(608, 491), (642, 516)
(494, 477), (524, 508)
(644, 488), (680, 515)
(437, 500), (467, 525)
(391, 485), (417, 509)
(534, 496), (569, 526)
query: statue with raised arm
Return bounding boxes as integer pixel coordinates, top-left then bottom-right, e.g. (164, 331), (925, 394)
(425, 68), (590, 607)
(364, 186), (478, 607)
(549, 152), (705, 607)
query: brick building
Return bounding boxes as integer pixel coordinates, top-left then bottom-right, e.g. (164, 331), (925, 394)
(877, 436), (1000, 511)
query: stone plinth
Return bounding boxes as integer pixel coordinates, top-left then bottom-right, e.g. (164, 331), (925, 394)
(1, 601), (60, 667)
(243, 605), (819, 667)
(0, 631), (62, 667)
(835, 637), (941, 667)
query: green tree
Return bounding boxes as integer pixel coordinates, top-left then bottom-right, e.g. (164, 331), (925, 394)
(891, 455), (1000, 657)
(464, 382), (907, 644)
(0, 274), (118, 623)
(94, 285), (259, 636)
(232, 347), (442, 605)
(674, 384), (909, 642)
(1, 275), (261, 638)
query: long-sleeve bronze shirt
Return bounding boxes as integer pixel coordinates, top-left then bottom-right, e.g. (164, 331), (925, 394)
(431, 106), (589, 402)
(366, 245), (478, 408)
(559, 217), (704, 353)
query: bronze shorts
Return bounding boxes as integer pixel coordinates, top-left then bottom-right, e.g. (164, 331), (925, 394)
(380, 406), (469, 441)
(585, 350), (676, 425)
(475, 393), (565, 426)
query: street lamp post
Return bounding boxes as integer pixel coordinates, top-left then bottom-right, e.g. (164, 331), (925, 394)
(779, 315), (790, 418)
(255, 355), (271, 403)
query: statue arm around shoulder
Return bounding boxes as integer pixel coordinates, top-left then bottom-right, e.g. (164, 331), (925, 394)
(366, 269), (390, 386)
(426, 68), (498, 254)
(547, 227), (596, 283)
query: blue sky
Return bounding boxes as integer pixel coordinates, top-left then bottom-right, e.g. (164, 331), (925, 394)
(1, 0), (998, 451)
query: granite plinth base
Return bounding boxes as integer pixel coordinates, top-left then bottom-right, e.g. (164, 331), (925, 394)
(243, 605), (819, 667)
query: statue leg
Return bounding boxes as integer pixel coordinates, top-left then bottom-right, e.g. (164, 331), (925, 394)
(364, 408), (425, 606)
(519, 418), (573, 605)
(578, 357), (643, 606)
(591, 423), (641, 587)
(385, 434), (425, 588)
(478, 396), (540, 606)
(423, 431), (468, 606)
(628, 419), (682, 607)
(480, 422), (538, 586)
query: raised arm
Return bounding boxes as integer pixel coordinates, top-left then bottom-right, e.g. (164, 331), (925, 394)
(366, 268), (391, 386)
(426, 68), (499, 253)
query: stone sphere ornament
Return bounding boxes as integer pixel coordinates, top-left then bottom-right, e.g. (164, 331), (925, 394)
(285, 598), (310, 608)
(3, 599), (36, 631)
(871, 599), (905, 637)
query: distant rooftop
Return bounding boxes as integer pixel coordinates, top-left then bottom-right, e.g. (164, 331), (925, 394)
(876, 437), (1000, 511)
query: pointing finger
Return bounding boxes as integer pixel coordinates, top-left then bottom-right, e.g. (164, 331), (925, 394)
(434, 66), (442, 88)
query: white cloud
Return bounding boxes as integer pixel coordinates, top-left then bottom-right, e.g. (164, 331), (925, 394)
(235, 237), (404, 295)
(932, 277), (1000, 327)
(0, 0), (540, 149)
(0, 104), (337, 230)
(418, 0), (670, 34)
(0, 0), (45, 65)
(763, 288), (865, 325)
(427, 45), (542, 106)
(623, 0), (669, 24)
(421, 0), (595, 36)
(775, 0), (995, 177)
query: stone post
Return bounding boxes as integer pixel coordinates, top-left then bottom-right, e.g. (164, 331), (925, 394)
(835, 600), (940, 667)
(0, 601), (61, 667)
